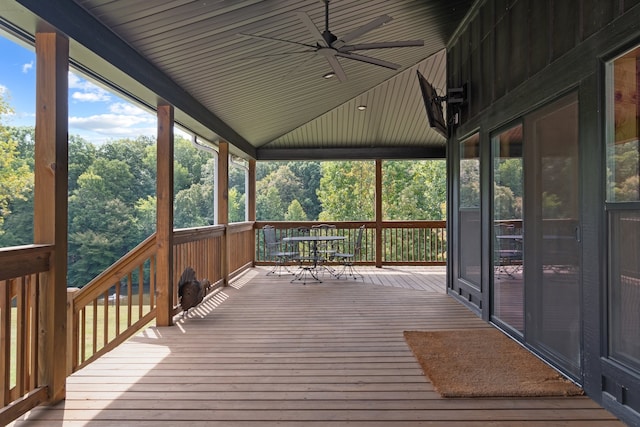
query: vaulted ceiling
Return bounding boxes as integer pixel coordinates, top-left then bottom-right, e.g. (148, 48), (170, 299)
(2, 0), (475, 160)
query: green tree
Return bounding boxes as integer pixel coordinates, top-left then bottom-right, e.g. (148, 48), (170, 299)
(68, 197), (138, 287)
(135, 195), (157, 237)
(256, 165), (303, 220)
(285, 199), (307, 221)
(0, 98), (33, 237)
(287, 161), (321, 220)
(317, 161), (374, 221)
(257, 186), (284, 220)
(228, 187), (246, 222)
(99, 136), (155, 202)
(69, 135), (97, 193)
(382, 160), (446, 220)
(174, 183), (213, 228)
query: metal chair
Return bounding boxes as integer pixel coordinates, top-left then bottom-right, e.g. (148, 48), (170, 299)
(494, 223), (523, 277)
(334, 225), (365, 280)
(312, 224), (337, 276)
(289, 226), (320, 284)
(262, 225), (298, 276)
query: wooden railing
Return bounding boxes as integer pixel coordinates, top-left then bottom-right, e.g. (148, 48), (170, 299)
(0, 245), (52, 423)
(67, 234), (158, 373)
(227, 222), (256, 277)
(254, 220), (447, 266)
(0, 219), (444, 424)
(381, 221), (447, 265)
(172, 225), (225, 316)
(69, 222), (251, 371)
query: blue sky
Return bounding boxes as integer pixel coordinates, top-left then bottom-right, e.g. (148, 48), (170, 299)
(0, 31), (182, 144)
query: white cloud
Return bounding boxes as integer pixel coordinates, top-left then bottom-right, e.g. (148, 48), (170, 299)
(22, 61), (33, 73)
(71, 91), (110, 102)
(68, 72), (111, 102)
(69, 113), (156, 139)
(109, 102), (147, 116)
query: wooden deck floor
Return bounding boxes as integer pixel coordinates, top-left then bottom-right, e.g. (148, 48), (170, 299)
(12, 266), (623, 426)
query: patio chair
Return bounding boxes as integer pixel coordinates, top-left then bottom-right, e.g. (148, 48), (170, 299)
(334, 225), (365, 280)
(312, 224), (338, 276)
(288, 226), (321, 284)
(494, 223), (523, 277)
(263, 225), (298, 276)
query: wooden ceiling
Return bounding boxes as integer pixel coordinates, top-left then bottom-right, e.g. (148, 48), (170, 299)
(3, 0), (475, 159)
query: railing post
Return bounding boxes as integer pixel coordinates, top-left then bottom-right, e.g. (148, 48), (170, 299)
(34, 31), (68, 403)
(375, 160), (383, 268)
(66, 288), (79, 375)
(218, 142), (229, 285)
(156, 103), (174, 326)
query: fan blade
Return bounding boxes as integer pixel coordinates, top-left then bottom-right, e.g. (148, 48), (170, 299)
(339, 40), (424, 51)
(332, 15), (393, 48)
(230, 50), (316, 63)
(295, 11), (329, 47)
(282, 52), (320, 80)
(318, 49), (347, 81)
(335, 51), (400, 70)
(239, 33), (316, 49)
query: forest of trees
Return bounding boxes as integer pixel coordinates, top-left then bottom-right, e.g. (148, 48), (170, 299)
(1, 95), (446, 287)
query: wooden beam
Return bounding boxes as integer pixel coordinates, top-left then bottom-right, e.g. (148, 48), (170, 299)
(34, 31), (68, 404)
(218, 142), (229, 284)
(156, 103), (174, 326)
(256, 146), (446, 161)
(375, 160), (383, 268)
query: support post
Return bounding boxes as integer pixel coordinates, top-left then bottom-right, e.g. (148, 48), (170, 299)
(218, 142), (229, 284)
(248, 159), (256, 265)
(156, 103), (174, 326)
(375, 159), (383, 268)
(34, 31), (68, 403)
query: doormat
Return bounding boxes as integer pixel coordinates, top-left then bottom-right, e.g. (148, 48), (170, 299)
(403, 328), (583, 397)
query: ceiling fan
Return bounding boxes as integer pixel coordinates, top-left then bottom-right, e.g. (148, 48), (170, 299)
(240, 0), (424, 82)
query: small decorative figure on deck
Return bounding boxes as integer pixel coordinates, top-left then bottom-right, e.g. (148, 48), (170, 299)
(177, 267), (211, 316)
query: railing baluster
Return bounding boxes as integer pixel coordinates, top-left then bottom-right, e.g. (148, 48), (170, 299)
(92, 300), (98, 355)
(102, 290), (109, 348)
(253, 221), (446, 265)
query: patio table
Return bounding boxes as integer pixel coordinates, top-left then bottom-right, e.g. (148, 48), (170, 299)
(282, 235), (346, 284)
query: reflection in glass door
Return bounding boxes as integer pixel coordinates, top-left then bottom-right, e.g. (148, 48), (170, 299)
(525, 93), (581, 379)
(492, 125), (524, 334)
(459, 133), (481, 289)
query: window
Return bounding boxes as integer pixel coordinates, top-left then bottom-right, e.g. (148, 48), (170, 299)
(458, 133), (481, 287)
(606, 46), (640, 371)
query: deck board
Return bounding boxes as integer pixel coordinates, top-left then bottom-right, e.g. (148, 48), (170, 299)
(11, 266), (622, 426)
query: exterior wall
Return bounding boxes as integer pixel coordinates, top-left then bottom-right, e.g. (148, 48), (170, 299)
(447, 0), (640, 425)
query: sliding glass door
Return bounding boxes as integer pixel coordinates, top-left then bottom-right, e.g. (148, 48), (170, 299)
(525, 93), (581, 379)
(491, 93), (581, 379)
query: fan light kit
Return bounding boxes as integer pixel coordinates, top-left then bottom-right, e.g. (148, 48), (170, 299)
(241, 0), (424, 82)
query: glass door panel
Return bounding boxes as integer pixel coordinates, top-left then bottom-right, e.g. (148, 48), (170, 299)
(525, 93), (581, 379)
(492, 125), (524, 333)
(459, 133), (481, 288)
